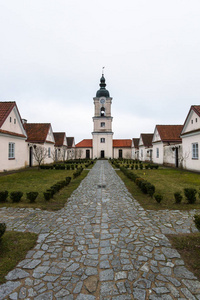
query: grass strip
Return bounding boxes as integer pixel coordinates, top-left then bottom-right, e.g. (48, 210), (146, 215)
(0, 231), (38, 283)
(167, 233), (200, 281)
(116, 169), (200, 210)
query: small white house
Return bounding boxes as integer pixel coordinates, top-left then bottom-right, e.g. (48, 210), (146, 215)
(132, 138), (139, 160)
(180, 105), (200, 171)
(24, 122), (55, 167)
(0, 101), (27, 171)
(138, 133), (153, 162)
(66, 137), (76, 159)
(152, 125), (183, 167)
(75, 139), (93, 159)
(53, 132), (67, 162)
(113, 139), (132, 159)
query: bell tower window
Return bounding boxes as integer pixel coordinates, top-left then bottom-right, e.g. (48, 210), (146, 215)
(101, 122), (105, 127)
(100, 107), (105, 116)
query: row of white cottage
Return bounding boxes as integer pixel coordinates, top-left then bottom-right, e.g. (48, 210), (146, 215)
(132, 105), (200, 172)
(0, 101), (76, 172)
(0, 101), (200, 172)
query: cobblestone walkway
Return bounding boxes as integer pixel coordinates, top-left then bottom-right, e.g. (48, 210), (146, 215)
(0, 160), (200, 300)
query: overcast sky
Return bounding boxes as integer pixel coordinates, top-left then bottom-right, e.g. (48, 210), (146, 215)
(1, 1), (200, 143)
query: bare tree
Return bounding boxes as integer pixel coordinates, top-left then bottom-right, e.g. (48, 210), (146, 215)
(31, 144), (48, 169)
(75, 149), (83, 159)
(51, 148), (57, 163)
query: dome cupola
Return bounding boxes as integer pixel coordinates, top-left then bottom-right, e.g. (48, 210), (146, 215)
(96, 74), (110, 98)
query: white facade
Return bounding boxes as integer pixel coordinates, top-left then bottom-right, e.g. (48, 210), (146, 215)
(0, 103), (27, 172)
(92, 92), (113, 159)
(181, 107), (200, 171)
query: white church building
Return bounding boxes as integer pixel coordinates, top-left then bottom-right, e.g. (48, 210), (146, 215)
(75, 75), (132, 159)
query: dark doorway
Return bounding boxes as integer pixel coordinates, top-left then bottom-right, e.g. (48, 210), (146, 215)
(175, 147), (179, 168)
(101, 150), (105, 158)
(119, 149), (123, 158)
(29, 146), (33, 167)
(86, 149), (90, 159)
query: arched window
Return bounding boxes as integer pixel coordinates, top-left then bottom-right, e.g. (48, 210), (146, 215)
(100, 107), (105, 116)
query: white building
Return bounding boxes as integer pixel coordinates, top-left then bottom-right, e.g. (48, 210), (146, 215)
(0, 101), (27, 172)
(180, 105), (200, 171)
(152, 125), (183, 167)
(24, 122), (55, 166)
(76, 74), (132, 159)
(138, 133), (153, 162)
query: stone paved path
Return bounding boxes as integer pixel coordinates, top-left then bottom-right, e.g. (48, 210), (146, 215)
(0, 160), (200, 299)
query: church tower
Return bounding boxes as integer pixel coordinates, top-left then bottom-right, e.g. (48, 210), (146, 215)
(92, 74), (113, 159)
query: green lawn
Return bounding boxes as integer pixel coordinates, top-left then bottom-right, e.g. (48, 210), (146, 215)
(0, 231), (38, 283)
(116, 167), (200, 210)
(0, 168), (89, 210)
(167, 233), (200, 281)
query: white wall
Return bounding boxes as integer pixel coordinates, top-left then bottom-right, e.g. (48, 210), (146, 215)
(92, 134), (113, 159)
(182, 134), (200, 171)
(113, 148), (132, 159)
(0, 135), (28, 171)
(152, 142), (163, 164)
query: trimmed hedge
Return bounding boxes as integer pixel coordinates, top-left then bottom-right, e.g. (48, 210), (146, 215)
(10, 192), (23, 203)
(0, 191), (8, 202)
(0, 223), (6, 239)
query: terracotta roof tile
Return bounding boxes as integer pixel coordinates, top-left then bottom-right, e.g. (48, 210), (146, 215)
(140, 134), (153, 147)
(0, 101), (16, 127)
(0, 129), (26, 138)
(113, 139), (132, 148)
(156, 125), (183, 142)
(76, 139), (93, 148)
(24, 123), (51, 143)
(132, 138), (139, 149)
(53, 132), (66, 147)
(67, 137), (75, 148)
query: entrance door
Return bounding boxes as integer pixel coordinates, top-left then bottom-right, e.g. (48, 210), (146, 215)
(29, 147), (33, 167)
(101, 150), (105, 158)
(119, 149), (123, 158)
(175, 148), (179, 168)
(86, 149), (90, 159)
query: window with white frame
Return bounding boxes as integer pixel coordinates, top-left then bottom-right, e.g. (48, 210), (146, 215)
(192, 143), (198, 159)
(141, 149), (143, 158)
(8, 142), (15, 159)
(156, 148), (159, 158)
(100, 138), (105, 143)
(48, 147), (51, 158)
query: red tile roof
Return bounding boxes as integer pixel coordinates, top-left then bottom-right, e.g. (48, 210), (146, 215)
(156, 125), (183, 142)
(132, 138), (139, 149)
(192, 105), (200, 117)
(0, 129), (26, 138)
(140, 134), (153, 147)
(76, 139), (93, 148)
(113, 139), (132, 148)
(0, 101), (17, 127)
(181, 105), (200, 136)
(53, 132), (66, 147)
(67, 137), (75, 148)
(24, 123), (52, 143)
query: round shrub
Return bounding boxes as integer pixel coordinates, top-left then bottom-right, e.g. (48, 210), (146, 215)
(43, 192), (51, 201)
(26, 192), (38, 203)
(0, 223), (6, 239)
(184, 188), (197, 204)
(174, 192), (182, 204)
(194, 214), (200, 231)
(10, 191), (23, 203)
(0, 191), (8, 202)
(154, 194), (163, 203)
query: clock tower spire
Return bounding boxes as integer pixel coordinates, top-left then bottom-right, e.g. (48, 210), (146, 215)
(92, 74), (113, 159)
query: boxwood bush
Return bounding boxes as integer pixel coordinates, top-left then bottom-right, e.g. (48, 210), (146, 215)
(174, 192), (182, 204)
(194, 214), (200, 231)
(10, 191), (23, 203)
(0, 191), (8, 202)
(26, 192), (38, 203)
(0, 223), (6, 239)
(184, 188), (197, 204)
